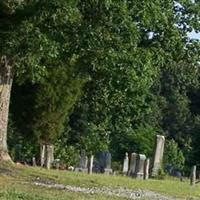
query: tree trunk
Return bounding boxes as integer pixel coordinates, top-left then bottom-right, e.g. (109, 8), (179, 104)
(0, 56), (13, 162)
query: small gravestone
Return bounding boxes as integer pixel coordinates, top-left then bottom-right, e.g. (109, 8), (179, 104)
(152, 135), (165, 176)
(134, 154), (146, 179)
(122, 152), (129, 175)
(53, 159), (60, 170)
(15, 144), (22, 162)
(144, 158), (150, 180)
(45, 145), (54, 170)
(190, 165), (196, 186)
(75, 150), (88, 172)
(32, 157), (36, 167)
(88, 155), (94, 174)
(128, 153), (137, 176)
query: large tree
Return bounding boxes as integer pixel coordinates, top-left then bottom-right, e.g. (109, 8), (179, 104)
(0, 0), (84, 161)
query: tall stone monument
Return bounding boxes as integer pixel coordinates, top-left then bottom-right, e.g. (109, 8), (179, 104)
(152, 135), (165, 176)
(128, 153), (137, 176)
(122, 152), (129, 175)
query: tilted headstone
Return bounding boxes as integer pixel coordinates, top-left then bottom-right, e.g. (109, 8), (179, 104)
(122, 152), (129, 175)
(144, 158), (150, 180)
(75, 150), (88, 172)
(88, 155), (94, 174)
(134, 154), (146, 179)
(128, 153), (137, 176)
(152, 135), (165, 176)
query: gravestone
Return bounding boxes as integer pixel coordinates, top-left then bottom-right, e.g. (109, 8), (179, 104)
(32, 157), (36, 167)
(103, 152), (112, 174)
(75, 150), (88, 172)
(40, 144), (46, 167)
(144, 158), (150, 180)
(15, 144), (22, 162)
(53, 159), (60, 170)
(134, 154), (146, 179)
(94, 152), (112, 174)
(45, 145), (54, 170)
(88, 155), (94, 174)
(128, 153), (137, 176)
(152, 135), (165, 176)
(122, 152), (129, 175)
(190, 165), (196, 186)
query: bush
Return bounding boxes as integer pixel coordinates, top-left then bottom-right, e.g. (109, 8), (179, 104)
(54, 143), (79, 167)
(164, 139), (185, 170)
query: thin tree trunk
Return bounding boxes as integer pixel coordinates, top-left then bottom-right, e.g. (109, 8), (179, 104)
(0, 56), (13, 162)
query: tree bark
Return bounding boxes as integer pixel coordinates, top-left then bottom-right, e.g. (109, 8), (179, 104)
(0, 56), (13, 162)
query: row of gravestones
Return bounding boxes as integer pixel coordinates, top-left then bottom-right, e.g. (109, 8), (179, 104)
(122, 135), (165, 179)
(122, 152), (149, 179)
(75, 135), (165, 178)
(75, 151), (113, 175)
(14, 135), (165, 177)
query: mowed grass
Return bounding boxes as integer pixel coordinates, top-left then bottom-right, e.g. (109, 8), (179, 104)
(0, 163), (200, 199)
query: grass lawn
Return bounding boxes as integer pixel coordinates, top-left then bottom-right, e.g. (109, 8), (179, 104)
(0, 163), (199, 200)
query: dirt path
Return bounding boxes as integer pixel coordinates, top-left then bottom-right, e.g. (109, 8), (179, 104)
(33, 180), (183, 200)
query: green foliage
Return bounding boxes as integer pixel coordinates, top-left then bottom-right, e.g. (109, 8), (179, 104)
(69, 1), (158, 158)
(3, 0), (86, 144)
(54, 144), (79, 167)
(7, 114), (38, 163)
(1, 0), (200, 169)
(164, 139), (185, 170)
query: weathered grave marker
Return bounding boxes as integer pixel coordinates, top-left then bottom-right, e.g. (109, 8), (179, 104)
(128, 153), (137, 176)
(32, 156), (36, 167)
(88, 155), (94, 174)
(144, 158), (150, 180)
(122, 152), (129, 175)
(152, 135), (165, 176)
(75, 150), (88, 172)
(40, 144), (46, 167)
(45, 144), (54, 170)
(134, 154), (146, 179)
(190, 165), (196, 186)
(15, 144), (22, 162)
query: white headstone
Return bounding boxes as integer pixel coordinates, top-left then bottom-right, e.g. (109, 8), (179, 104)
(144, 158), (150, 180)
(88, 155), (94, 175)
(122, 152), (129, 175)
